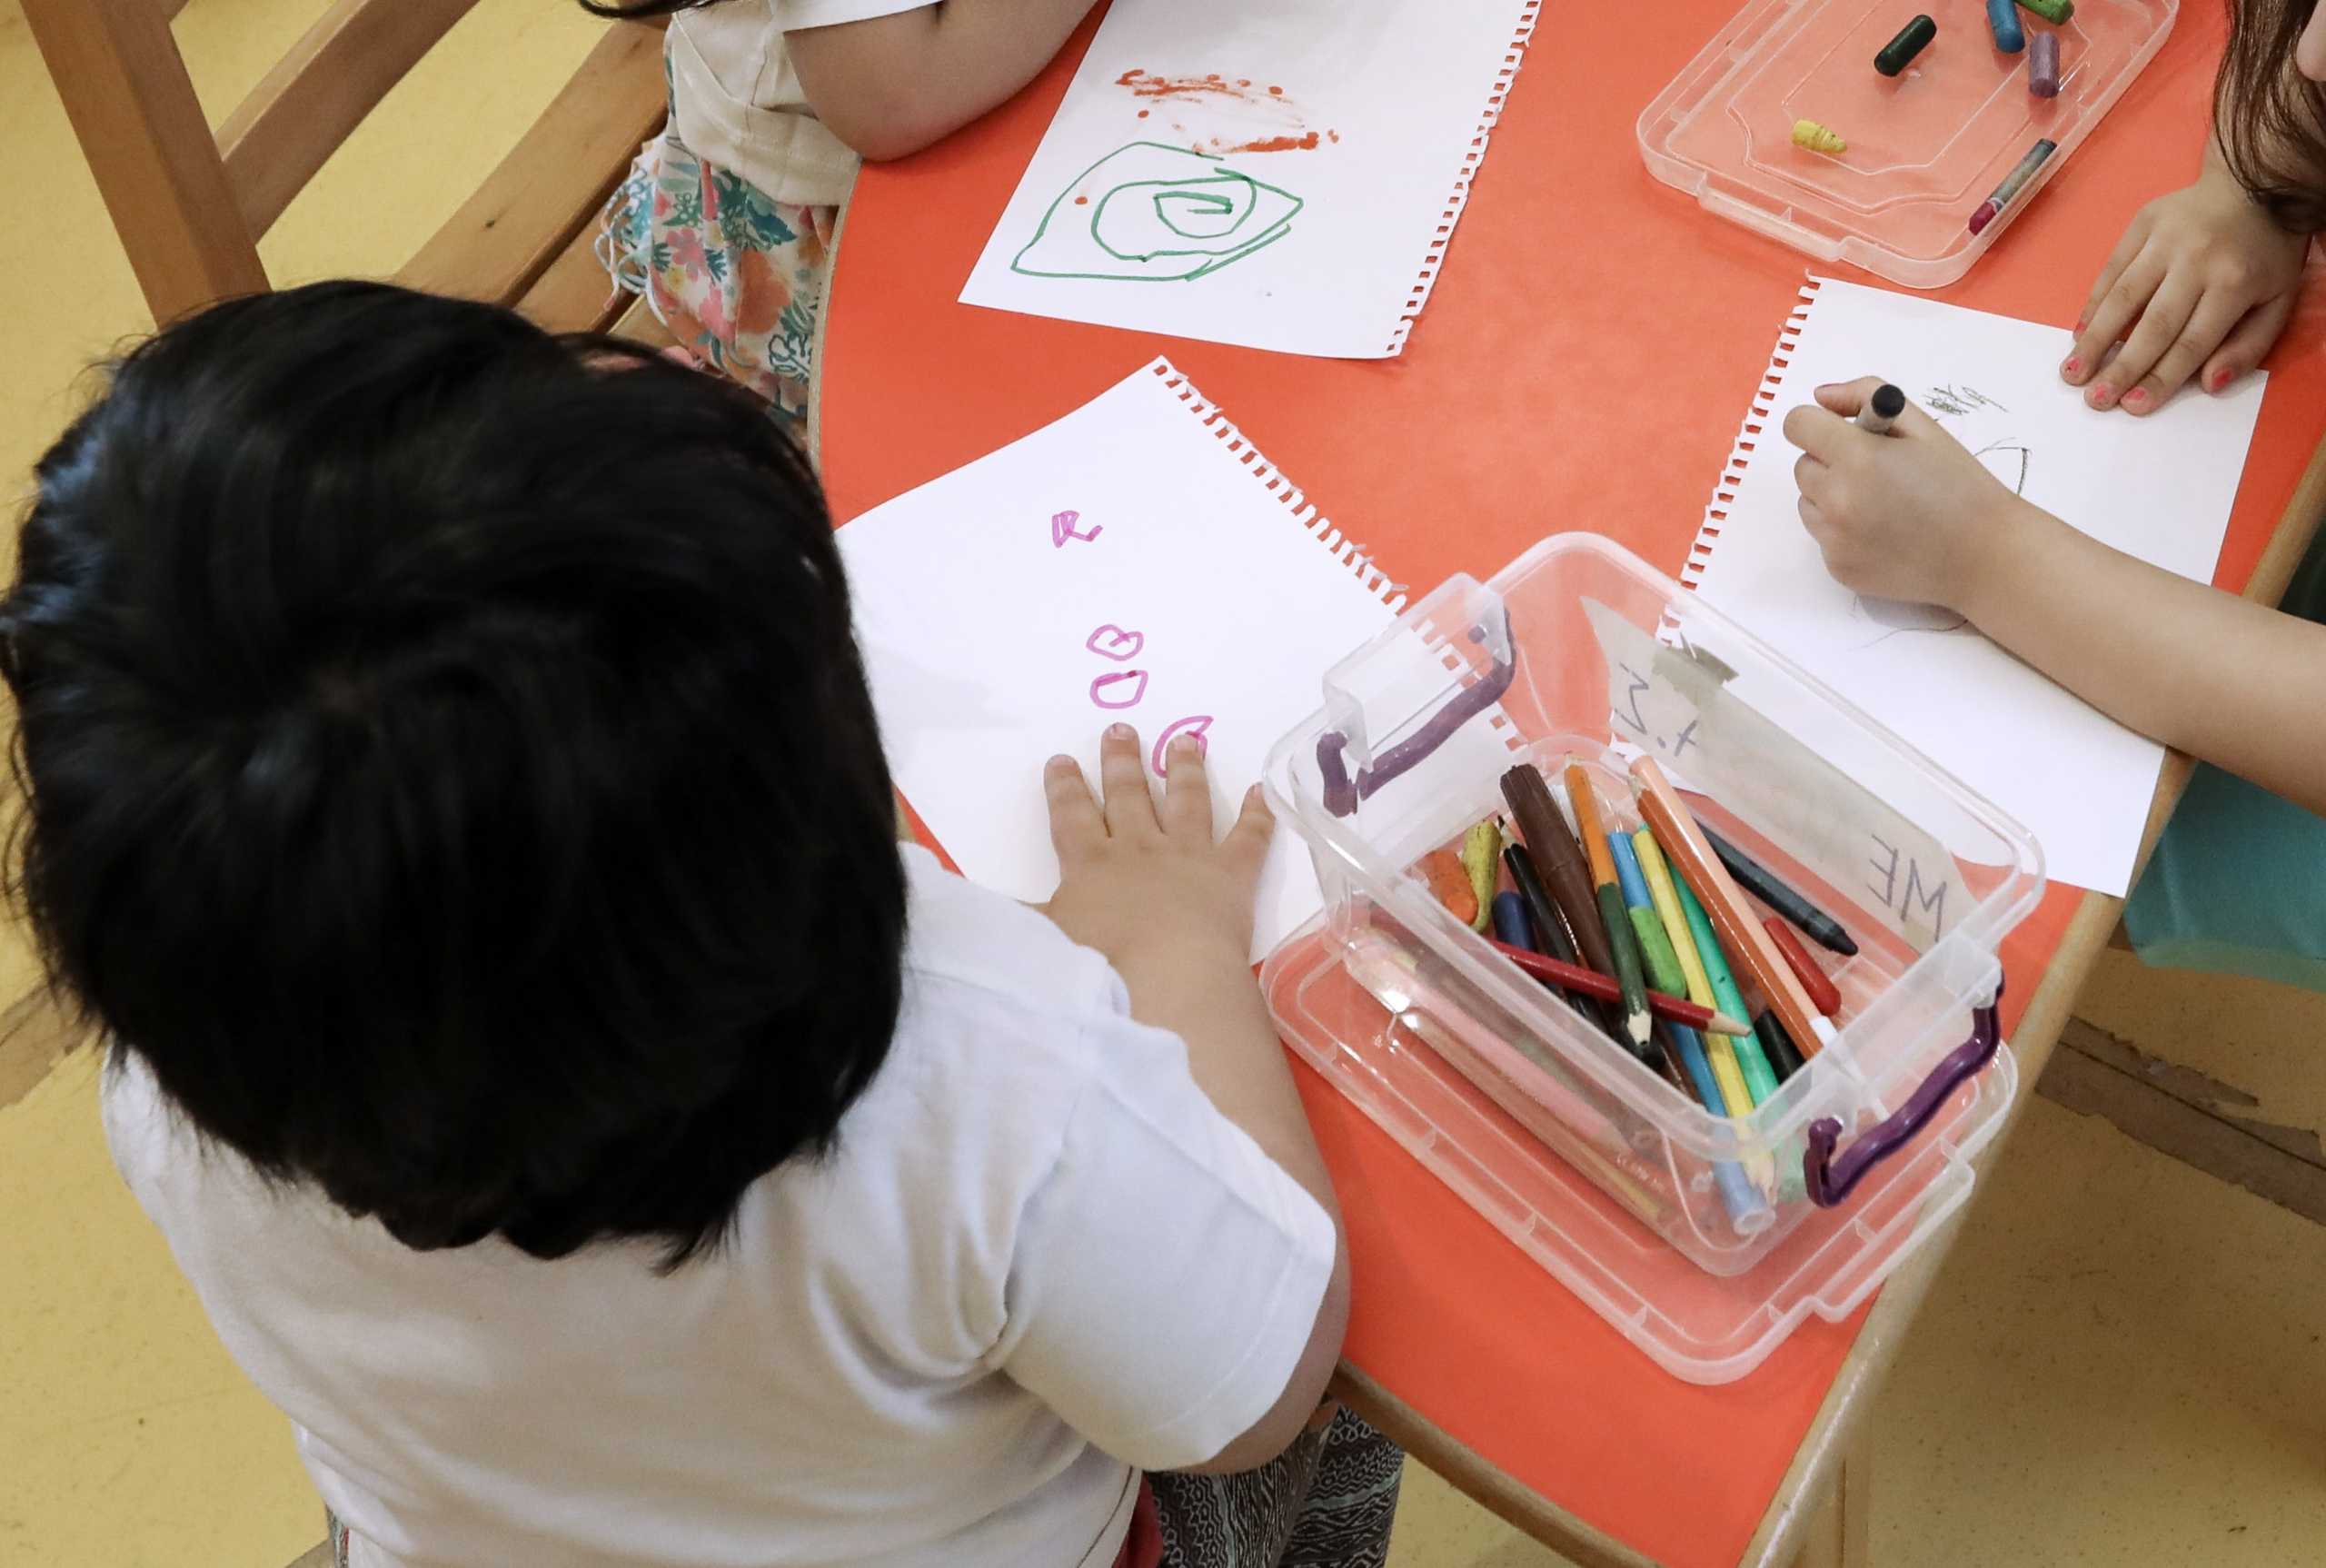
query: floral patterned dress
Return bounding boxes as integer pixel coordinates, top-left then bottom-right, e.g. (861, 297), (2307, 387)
(600, 114), (835, 423)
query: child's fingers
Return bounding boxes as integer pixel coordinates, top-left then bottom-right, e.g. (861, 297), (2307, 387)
(2071, 220), (2152, 373)
(2066, 243), (2164, 386)
(1158, 731), (1214, 839)
(2198, 293), (2294, 393)
(2122, 288), (2248, 412)
(1780, 401), (1854, 462)
(1098, 723), (1158, 839)
(1044, 755), (1105, 861)
(1810, 375), (1887, 416)
(1219, 784), (1277, 876)
(2089, 272), (2201, 410)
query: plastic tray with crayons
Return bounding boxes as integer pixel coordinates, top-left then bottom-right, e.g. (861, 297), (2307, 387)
(1636, 0), (2177, 286)
(1259, 534), (2043, 1383)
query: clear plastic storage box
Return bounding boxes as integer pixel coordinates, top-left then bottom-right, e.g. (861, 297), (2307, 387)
(1637, 0), (2177, 286)
(1260, 535), (2043, 1382)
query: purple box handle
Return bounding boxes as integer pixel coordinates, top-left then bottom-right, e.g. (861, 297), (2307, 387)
(1804, 976), (2003, 1208)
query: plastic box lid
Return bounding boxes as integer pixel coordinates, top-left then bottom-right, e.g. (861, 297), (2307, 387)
(1637, 0), (2177, 286)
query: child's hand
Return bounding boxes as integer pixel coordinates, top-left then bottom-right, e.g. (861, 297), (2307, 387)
(1041, 724), (1275, 974)
(2062, 161), (2307, 413)
(1781, 378), (2033, 613)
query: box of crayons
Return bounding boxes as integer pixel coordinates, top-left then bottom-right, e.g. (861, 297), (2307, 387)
(1259, 534), (2043, 1383)
(1636, 0), (2177, 284)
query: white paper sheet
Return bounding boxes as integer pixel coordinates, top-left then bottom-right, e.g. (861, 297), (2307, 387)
(959, 0), (1538, 358)
(838, 361), (1421, 958)
(1688, 278), (2266, 897)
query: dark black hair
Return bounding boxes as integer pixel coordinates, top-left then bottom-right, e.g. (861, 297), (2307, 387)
(3, 281), (906, 1265)
(579, 1), (720, 16)
(2217, 0), (2326, 229)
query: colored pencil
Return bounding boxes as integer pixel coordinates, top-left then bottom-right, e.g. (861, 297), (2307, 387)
(1672, 870), (1784, 1104)
(1655, 1020), (1771, 1233)
(1697, 821), (1859, 957)
(1565, 764), (1652, 1049)
(1632, 757), (1837, 1057)
(1764, 917), (1843, 1017)
(1485, 938), (1752, 1037)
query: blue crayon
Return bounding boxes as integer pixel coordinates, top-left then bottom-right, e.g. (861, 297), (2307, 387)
(1608, 832), (1654, 909)
(1986, 0), (2024, 53)
(1490, 889), (1535, 952)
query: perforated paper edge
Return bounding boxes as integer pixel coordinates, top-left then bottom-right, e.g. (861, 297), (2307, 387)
(1383, 0), (1544, 357)
(1679, 278), (1825, 596)
(1147, 359), (1408, 612)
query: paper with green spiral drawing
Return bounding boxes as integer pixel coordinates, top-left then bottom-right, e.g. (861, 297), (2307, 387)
(1012, 143), (1304, 283)
(959, 0), (1542, 358)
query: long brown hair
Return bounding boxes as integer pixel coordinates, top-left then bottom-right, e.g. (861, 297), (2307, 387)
(2216, 0), (2326, 230)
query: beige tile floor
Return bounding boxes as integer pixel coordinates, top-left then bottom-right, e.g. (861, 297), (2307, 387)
(4, 6), (2324, 1565)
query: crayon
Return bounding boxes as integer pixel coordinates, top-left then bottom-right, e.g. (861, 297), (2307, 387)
(1764, 917), (1844, 1017)
(1458, 820), (1501, 933)
(1986, 0), (2024, 54)
(1503, 845), (1595, 1028)
(1674, 871), (1785, 1105)
(1501, 766), (1626, 1042)
(1756, 1008), (1809, 1082)
(1486, 938), (1753, 1037)
(1698, 823), (1859, 957)
(1968, 137), (2057, 234)
(1490, 888), (1535, 953)
(1874, 15), (1935, 75)
(2028, 31), (2061, 96)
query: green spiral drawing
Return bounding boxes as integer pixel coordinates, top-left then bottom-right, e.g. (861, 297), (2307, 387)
(1011, 141), (1305, 283)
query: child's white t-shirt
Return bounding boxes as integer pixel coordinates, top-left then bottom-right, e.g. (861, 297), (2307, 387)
(104, 845), (1336, 1568)
(665, 0), (939, 208)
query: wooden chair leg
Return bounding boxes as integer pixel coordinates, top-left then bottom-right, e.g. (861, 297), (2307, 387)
(1787, 1422), (1873, 1568)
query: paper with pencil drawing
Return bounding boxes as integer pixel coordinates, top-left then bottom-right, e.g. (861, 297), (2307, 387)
(959, 0), (1540, 358)
(1686, 278), (2264, 897)
(837, 359), (1507, 959)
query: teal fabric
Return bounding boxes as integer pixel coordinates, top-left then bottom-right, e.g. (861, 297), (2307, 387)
(2122, 521), (2326, 989)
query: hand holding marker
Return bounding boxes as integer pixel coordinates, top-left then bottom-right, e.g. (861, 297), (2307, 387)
(1854, 382), (1905, 435)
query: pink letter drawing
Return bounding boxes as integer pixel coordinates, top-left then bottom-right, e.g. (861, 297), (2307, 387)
(1051, 509), (1103, 547)
(1150, 716), (1213, 773)
(1088, 670), (1149, 710)
(1084, 623), (1145, 661)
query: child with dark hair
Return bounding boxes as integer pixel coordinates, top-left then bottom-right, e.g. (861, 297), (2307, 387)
(1779, 1), (2326, 991)
(8, 282), (1397, 1568)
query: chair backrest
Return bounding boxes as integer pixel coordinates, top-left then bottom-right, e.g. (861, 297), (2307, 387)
(24, 0), (667, 327)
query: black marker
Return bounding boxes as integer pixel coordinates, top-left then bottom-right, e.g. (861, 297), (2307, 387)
(1856, 382), (1906, 435)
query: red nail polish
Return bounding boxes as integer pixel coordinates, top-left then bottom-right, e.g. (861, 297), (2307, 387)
(2091, 385), (2116, 407)
(2074, 316), (2087, 332)
(2063, 357), (2082, 376)
(2208, 368), (2230, 391)
(2124, 388), (2149, 408)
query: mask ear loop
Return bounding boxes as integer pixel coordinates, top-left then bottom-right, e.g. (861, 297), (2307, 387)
(593, 141), (681, 341)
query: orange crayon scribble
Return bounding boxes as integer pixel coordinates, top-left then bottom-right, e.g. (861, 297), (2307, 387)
(1216, 131), (1322, 154)
(1115, 67), (1273, 104)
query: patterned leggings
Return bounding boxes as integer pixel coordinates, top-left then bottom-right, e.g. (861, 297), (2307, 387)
(1146, 1408), (1404, 1568)
(327, 1412), (1402, 1567)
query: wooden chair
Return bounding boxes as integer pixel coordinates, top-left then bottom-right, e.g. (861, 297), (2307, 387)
(23, 0), (674, 338)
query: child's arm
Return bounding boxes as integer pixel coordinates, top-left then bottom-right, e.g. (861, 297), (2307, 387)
(788, 1), (1101, 162)
(1784, 379), (2326, 816)
(1040, 724), (1349, 1472)
(2062, 132), (2311, 414)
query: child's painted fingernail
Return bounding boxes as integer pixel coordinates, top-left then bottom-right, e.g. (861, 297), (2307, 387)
(2208, 367), (2231, 392)
(2122, 387), (2150, 410)
(1107, 722), (1134, 740)
(2088, 383), (2117, 408)
(2073, 315), (2087, 332)
(2061, 356), (2081, 377)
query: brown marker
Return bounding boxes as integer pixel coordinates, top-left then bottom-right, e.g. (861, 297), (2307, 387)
(1500, 764), (1629, 1047)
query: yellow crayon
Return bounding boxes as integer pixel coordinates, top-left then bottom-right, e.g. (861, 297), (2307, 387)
(1792, 119), (1845, 154)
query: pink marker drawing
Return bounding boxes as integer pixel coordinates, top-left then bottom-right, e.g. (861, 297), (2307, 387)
(1084, 623), (1145, 661)
(1088, 670), (1149, 710)
(1051, 509), (1103, 547)
(1151, 716), (1214, 773)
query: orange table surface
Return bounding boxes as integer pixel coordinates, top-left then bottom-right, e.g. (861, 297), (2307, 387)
(820, 3), (2326, 1564)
